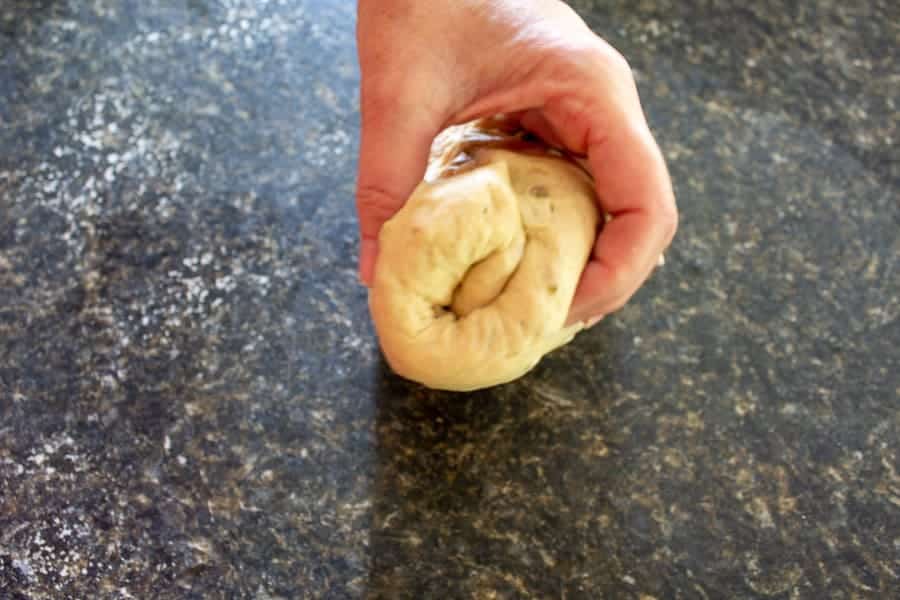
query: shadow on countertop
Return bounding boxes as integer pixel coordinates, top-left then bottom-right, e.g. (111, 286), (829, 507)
(368, 356), (625, 598)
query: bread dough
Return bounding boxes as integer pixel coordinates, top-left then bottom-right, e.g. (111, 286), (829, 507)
(369, 119), (599, 391)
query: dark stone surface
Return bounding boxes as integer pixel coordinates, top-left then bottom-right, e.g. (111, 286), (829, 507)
(1, 0), (898, 598)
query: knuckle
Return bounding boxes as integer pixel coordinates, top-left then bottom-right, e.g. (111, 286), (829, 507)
(587, 41), (633, 80)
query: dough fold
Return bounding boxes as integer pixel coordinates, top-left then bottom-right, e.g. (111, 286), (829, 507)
(369, 119), (599, 391)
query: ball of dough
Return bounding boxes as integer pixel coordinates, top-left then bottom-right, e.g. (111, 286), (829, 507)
(369, 120), (599, 391)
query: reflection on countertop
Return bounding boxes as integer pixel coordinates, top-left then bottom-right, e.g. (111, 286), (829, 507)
(1, 0), (898, 598)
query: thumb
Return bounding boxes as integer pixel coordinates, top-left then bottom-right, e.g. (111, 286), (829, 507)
(356, 94), (441, 286)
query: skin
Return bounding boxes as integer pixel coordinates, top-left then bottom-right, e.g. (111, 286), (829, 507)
(355, 0), (677, 325)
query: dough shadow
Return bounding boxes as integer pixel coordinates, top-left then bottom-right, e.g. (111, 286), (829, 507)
(365, 349), (627, 598)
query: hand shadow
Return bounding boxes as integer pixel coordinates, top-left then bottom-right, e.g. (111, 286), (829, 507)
(366, 347), (628, 599)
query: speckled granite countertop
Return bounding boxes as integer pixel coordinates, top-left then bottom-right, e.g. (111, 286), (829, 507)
(1, 1), (898, 598)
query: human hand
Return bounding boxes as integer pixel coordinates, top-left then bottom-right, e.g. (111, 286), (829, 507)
(355, 0), (677, 325)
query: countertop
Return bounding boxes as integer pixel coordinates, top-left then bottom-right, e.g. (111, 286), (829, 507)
(1, 0), (898, 598)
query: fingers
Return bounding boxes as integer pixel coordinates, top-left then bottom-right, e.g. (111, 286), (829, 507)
(502, 86), (676, 326)
(356, 91), (442, 285)
(549, 45), (677, 324)
(567, 120), (677, 325)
